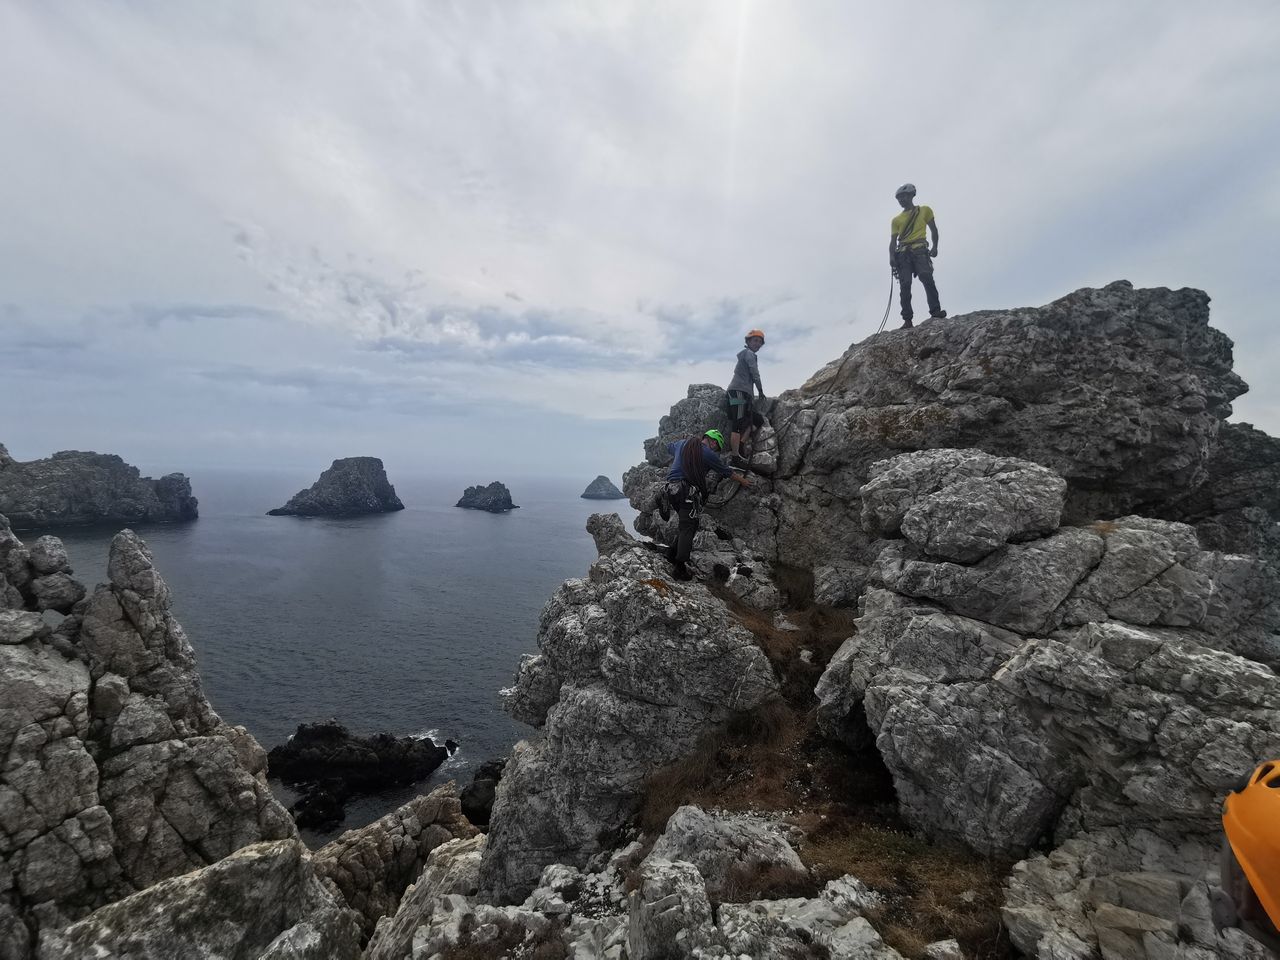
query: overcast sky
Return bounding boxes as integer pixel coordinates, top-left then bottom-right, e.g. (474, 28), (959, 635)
(2, 2), (1278, 482)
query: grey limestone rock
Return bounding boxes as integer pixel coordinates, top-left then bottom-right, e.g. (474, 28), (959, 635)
(480, 519), (781, 903)
(268, 457), (404, 517)
(0, 448), (197, 531)
(581, 475), (626, 499)
(454, 481), (518, 513)
(812, 447), (1280, 958)
(35, 839), (362, 960)
(1, 526), (294, 956)
(646, 805), (808, 902)
(364, 835), (485, 960)
(311, 784), (477, 941)
(860, 448), (1067, 562)
(625, 282), (1280, 572)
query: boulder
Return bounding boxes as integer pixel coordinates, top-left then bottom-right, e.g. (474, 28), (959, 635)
(0, 448), (197, 530)
(581, 475), (626, 500)
(312, 784), (477, 940)
(479, 519), (781, 903)
(266, 721), (450, 828)
(268, 457), (404, 517)
(35, 839), (362, 960)
(455, 481), (518, 512)
(646, 806), (808, 902)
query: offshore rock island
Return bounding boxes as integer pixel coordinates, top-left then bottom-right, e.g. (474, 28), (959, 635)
(456, 481), (519, 512)
(0, 444), (198, 530)
(580, 474), (626, 499)
(268, 457), (404, 517)
(2, 282), (1278, 959)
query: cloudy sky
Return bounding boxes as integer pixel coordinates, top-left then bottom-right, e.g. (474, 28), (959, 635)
(2, 2), (1278, 481)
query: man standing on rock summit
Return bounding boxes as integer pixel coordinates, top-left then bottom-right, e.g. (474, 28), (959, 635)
(890, 182), (946, 329)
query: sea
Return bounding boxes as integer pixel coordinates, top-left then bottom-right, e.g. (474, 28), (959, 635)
(36, 468), (638, 844)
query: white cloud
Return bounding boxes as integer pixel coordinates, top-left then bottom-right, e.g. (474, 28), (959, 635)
(1, 0), (1278, 472)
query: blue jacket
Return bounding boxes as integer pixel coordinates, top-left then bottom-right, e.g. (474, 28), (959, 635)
(666, 440), (734, 484)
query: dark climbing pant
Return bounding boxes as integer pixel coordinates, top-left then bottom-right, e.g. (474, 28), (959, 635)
(896, 246), (942, 320)
(664, 482), (702, 565)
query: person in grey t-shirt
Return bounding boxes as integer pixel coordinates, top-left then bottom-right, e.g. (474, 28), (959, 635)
(726, 329), (766, 460)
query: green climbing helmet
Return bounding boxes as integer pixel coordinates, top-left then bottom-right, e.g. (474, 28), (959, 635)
(703, 429), (726, 449)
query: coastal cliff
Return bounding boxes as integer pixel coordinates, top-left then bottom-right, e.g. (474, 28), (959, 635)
(0, 446), (197, 530)
(4, 282), (1279, 960)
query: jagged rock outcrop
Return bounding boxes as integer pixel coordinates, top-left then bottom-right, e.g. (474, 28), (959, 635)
(478, 514), (782, 902)
(0, 526), (294, 958)
(266, 721), (451, 829)
(814, 449), (1280, 960)
(372, 808), (890, 960)
(268, 457), (404, 517)
(311, 785), (477, 941)
(581, 475), (626, 500)
(35, 840), (362, 960)
(455, 481), (518, 512)
(0, 520), (85, 615)
(0, 447), (197, 530)
(625, 282), (1279, 574)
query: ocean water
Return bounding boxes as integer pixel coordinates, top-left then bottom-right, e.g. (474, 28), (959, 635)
(38, 468), (637, 842)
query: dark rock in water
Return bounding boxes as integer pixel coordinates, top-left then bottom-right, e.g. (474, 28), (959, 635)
(289, 780), (351, 832)
(580, 475), (625, 500)
(0, 443), (198, 530)
(268, 720), (449, 791)
(267, 720), (450, 828)
(456, 481), (519, 513)
(268, 457), (404, 517)
(460, 757), (507, 829)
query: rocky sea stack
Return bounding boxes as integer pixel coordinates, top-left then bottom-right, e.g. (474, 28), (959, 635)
(0, 444), (197, 530)
(268, 457), (404, 517)
(580, 474), (626, 500)
(4, 281), (1279, 960)
(456, 481), (518, 512)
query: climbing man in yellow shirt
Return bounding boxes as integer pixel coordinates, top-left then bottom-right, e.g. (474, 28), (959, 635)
(889, 183), (946, 329)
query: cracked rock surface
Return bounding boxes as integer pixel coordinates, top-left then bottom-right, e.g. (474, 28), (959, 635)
(1, 524), (294, 958)
(0, 447), (197, 530)
(479, 516), (782, 903)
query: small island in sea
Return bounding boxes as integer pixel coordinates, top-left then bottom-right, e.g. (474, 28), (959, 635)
(268, 457), (404, 517)
(580, 475), (625, 500)
(456, 481), (519, 512)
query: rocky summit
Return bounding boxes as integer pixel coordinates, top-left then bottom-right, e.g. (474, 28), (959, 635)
(269, 456), (405, 517)
(0, 444), (197, 530)
(3, 281), (1279, 960)
(581, 475), (626, 500)
(456, 481), (519, 512)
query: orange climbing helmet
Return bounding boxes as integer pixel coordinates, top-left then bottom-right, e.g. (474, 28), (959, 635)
(745, 329), (765, 344)
(1220, 760), (1280, 952)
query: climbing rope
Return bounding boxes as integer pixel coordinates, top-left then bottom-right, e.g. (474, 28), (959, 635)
(876, 270), (896, 334)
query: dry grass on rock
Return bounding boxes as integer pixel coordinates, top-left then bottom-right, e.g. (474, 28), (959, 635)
(633, 583), (1015, 960)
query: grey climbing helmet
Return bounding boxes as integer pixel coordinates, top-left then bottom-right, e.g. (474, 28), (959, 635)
(895, 183), (917, 198)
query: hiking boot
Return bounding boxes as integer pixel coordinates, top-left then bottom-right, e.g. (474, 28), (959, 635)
(729, 453), (750, 469)
(900, 319), (914, 329)
(672, 562), (693, 581)
(929, 310), (948, 319)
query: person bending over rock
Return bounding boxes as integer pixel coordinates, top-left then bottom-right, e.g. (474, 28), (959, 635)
(889, 182), (946, 329)
(726, 329), (767, 462)
(660, 430), (750, 580)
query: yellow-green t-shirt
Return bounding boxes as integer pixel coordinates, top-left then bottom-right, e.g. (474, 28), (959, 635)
(891, 205), (934, 247)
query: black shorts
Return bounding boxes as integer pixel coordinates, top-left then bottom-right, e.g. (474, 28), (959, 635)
(727, 390), (753, 431)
